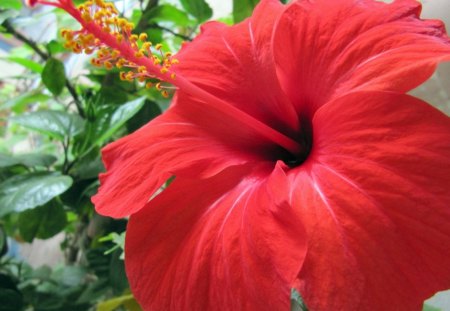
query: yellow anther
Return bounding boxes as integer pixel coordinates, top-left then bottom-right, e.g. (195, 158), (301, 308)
(155, 43), (163, 50)
(104, 61), (113, 70)
(111, 50), (120, 58)
(116, 59), (125, 68)
(161, 90), (169, 98)
(135, 51), (144, 58)
(119, 72), (127, 80)
(138, 76), (146, 83)
(81, 12), (92, 23)
(170, 73), (176, 80)
(160, 67), (168, 74)
(153, 56), (161, 65)
(155, 82), (162, 91)
(164, 52), (172, 58)
(102, 26), (111, 33)
(145, 82), (153, 89)
(171, 58), (179, 65)
(142, 42), (152, 50)
(125, 72), (134, 81)
(126, 23), (135, 31)
(138, 66), (147, 73)
(85, 48), (94, 54)
(130, 34), (138, 42)
(139, 33), (148, 41)
(116, 34), (124, 43)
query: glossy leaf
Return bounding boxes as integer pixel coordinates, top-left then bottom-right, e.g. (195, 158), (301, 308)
(42, 58), (66, 96)
(18, 202), (67, 242)
(0, 92), (52, 111)
(12, 110), (85, 140)
(2, 56), (43, 73)
(0, 0), (22, 10)
(0, 172), (73, 217)
(144, 5), (191, 26)
(93, 97), (146, 146)
(0, 153), (56, 168)
(233, 0), (259, 22)
(97, 294), (141, 311)
(180, 0), (212, 22)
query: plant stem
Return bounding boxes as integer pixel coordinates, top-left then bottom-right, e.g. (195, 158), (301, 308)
(2, 20), (85, 118)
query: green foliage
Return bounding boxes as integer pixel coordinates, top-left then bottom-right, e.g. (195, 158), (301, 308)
(42, 58), (66, 95)
(0, 0), (208, 309)
(18, 202), (67, 242)
(180, 0), (213, 22)
(291, 289), (308, 311)
(0, 172), (73, 216)
(233, 0), (260, 23)
(12, 110), (85, 140)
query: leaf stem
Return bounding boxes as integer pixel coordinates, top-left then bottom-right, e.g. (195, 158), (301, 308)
(2, 20), (85, 118)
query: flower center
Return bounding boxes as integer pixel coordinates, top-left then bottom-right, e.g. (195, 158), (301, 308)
(280, 118), (313, 167)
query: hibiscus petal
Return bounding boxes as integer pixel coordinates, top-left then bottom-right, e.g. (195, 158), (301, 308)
(125, 163), (307, 310)
(290, 91), (450, 310)
(274, 0), (450, 115)
(92, 92), (294, 218)
(174, 0), (299, 137)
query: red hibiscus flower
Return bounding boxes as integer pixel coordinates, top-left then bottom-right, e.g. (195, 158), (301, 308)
(31, 0), (450, 309)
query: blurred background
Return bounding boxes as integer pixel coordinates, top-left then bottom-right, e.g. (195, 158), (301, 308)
(0, 0), (449, 310)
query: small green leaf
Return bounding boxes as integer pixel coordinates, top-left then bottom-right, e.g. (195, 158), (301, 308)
(233, 0), (259, 23)
(12, 110), (85, 140)
(0, 10), (18, 24)
(423, 304), (442, 311)
(51, 266), (86, 287)
(0, 153), (57, 168)
(2, 56), (43, 73)
(0, 0), (22, 10)
(97, 294), (141, 311)
(0, 225), (7, 257)
(145, 5), (191, 26)
(0, 172), (73, 217)
(18, 202), (67, 242)
(93, 97), (146, 145)
(291, 288), (308, 311)
(0, 288), (23, 311)
(42, 58), (66, 96)
(0, 92), (52, 111)
(180, 0), (212, 22)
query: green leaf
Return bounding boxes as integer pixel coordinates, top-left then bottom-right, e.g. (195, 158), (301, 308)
(423, 304), (442, 311)
(18, 202), (67, 242)
(0, 225), (7, 257)
(0, 10), (18, 24)
(2, 56), (43, 73)
(93, 97), (146, 145)
(126, 99), (161, 133)
(0, 92), (52, 111)
(145, 5), (191, 26)
(0, 172), (73, 217)
(12, 110), (85, 140)
(180, 0), (212, 22)
(51, 266), (86, 287)
(0, 153), (57, 168)
(233, 0), (259, 23)
(42, 58), (66, 96)
(97, 294), (141, 311)
(0, 0), (22, 10)
(0, 289), (23, 311)
(291, 288), (308, 311)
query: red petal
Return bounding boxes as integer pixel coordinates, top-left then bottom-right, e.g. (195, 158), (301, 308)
(174, 0), (299, 137)
(93, 93), (291, 218)
(274, 0), (450, 115)
(126, 163), (306, 310)
(290, 92), (450, 310)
